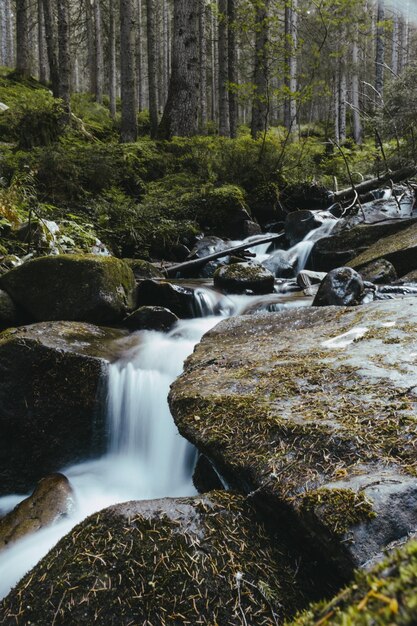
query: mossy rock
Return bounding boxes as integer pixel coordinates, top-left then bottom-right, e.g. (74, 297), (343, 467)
(0, 289), (17, 331)
(349, 221), (417, 277)
(214, 262), (275, 295)
(123, 305), (178, 332)
(0, 492), (327, 624)
(358, 258), (398, 284)
(123, 258), (164, 280)
(193, 184), (253, 239)
(288, 538), (417, 625)
(311, 218), (417, 272)
(0, 321), (126, 494)
(0, 254), (136, 324)
(169, 300), (417, 575)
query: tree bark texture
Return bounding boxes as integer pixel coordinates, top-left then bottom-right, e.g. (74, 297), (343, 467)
(94, 0), (104, 103)
(16, 0), (30, 75)
(199, 0), (208, 131)
(120, 0), (138, 142)
(42, 0), (59, 97)
(284, 0), (298, 132)
(158, 0), (200, 139)
(146, 0), (159, 137)
(227, 0), (237, 138)
(251, 0), (270, 139)
(109, 0), (117, 118)
(218, 0), (230, 136)
(57, 0), (71, 112)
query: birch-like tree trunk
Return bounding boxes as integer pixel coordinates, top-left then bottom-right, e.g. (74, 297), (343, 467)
(158, 0), (200, 139)
(251, 0), (270, 139)
(352, 35), (362, 145)
(146, 0), (158, 137)
(16, 0), (30, 75)
(120, 0), (138, 142)
(218, 0), (230, 136)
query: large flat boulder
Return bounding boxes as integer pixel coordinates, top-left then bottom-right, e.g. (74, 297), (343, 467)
(0, 254), (136, 324)
(0, 321), (126, 494)
(170, 300), (417, 575)
(0, 493), (321, 624)
(311, 218), (416, 272)
(349, 221), (417, 277)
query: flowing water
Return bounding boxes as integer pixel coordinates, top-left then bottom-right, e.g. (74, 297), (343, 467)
(0, 227), (334, 599)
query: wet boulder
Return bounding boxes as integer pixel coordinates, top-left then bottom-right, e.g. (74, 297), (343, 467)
(136, 279), (197, 318)
(0, 290), (17, 331)
(285, 210), (336, 246)
(170, 300), (417, 575)
(0, 474), (74, 551)
(0, 493), (315, 625)
(123, 258), (164, 280)
(358, 258), (398, 284)
(124, 306), (178, 332)
(214, 262), (275, 295)
(312, 267), (365, 306)
(349, 221), (417, 278)
(262, 250), (295, 278)
(0, 254), (136, 325)
(0, 321), (126, 495)
(311, 218), (417, 272)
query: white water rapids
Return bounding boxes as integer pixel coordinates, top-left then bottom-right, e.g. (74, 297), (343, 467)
(0, 228), (329, 599)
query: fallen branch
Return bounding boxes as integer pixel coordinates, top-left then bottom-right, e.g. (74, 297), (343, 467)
(332, 165), (417, 204)
(162, 233), (285, 278)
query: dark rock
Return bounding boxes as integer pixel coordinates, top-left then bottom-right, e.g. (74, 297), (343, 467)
(262, 250), (295, 278)
(312, 267), (364, 306)
(248, 182), (284, 225)
(349, 221), (417, 278)
(285, 210), (336, 246)
(0, 473), (74, 550)
(192, 454), (225, 493)
(400, 269), (417, 282)
(0, 290), (17, 331)
(124, 306), (178, 332)
(242, 220), (262, 237)
(123, 258), (164, 280)
(136, 279), (197, 318)
(0, 321), (126, 495)
(170, 300), (417, 574)
(0, 493), (317, 624)
(281, 182), (333, 212)
(359, 258), (398, 284)
(187, 236), (230, 278)
(214, 262), (275, 295)
(311, 218), (417, 272)
(0, 254), (136, 324)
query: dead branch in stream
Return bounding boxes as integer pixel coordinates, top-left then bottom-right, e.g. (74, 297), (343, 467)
(332, 165), (417, 204)
(162, 233), (285, 277)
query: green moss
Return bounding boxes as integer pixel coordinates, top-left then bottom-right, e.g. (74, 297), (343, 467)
(299, 488), (376, 537)
(289, 540), (417, 625)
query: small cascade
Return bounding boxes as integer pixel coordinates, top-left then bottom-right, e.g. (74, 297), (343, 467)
(287, 218), (337, 273)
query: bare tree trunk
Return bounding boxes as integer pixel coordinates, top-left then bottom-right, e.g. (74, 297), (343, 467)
(158, 0), (199, 139)
(94, 0), (104, 103)
(120, 0), (138, 142)
(135, 0), (144, 110)
(251, 0), (270, 139)
(16, 0), (30, 75)
(85, 0), (96, 95)
(210, 6), (218, 122)
(391, 10), (399, 75)
(57, 0), (71, 114)
(284, 0), (298, 132)
(352, 36), (362, 145)
(109, 0), (117, 118)
(339, 61), (347, 143)
(375, 0), (385, 103)
(228, 0), (237, 138)
(198, 0), (208, 132)
(37, 0), (47, 83)
(333, 70), (340, 143)
(146, 0), (158, 137)
(162, 0), (169, 106)
(42, 0), (59, 97)
(5, 0), (14, 67)
(218, 0), (229, 136)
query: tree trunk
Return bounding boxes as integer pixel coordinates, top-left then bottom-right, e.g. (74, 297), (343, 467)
(42, 0), (59, 97)
(85, 0), (96, 95)
(251, 0), (270, 139)
(284, 0), (298, 132)
(109, 0), (117, 118)
(57, 0), (71, 114)
(375, 1), (385, 103)
(210, 6), (218, 122)
(5, 0), (14, 67)
(228, 0), (237, 138)
(37, 0), (47, 83)
(391, 10), (399, 75)
(218, 0), (230, 136)
(158, 0), (199, 139)
(352, 36), (362, 145)
(136, 0), (144, 110)
(146, 0), (158, 138)
(339, 61), (347, 144)
(333, 70), (340, 143)
(198, 0), (208, 132)
(94, 0), (104, 103)
(120, 0), (138, 142)
(16, 0), (30, 76)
